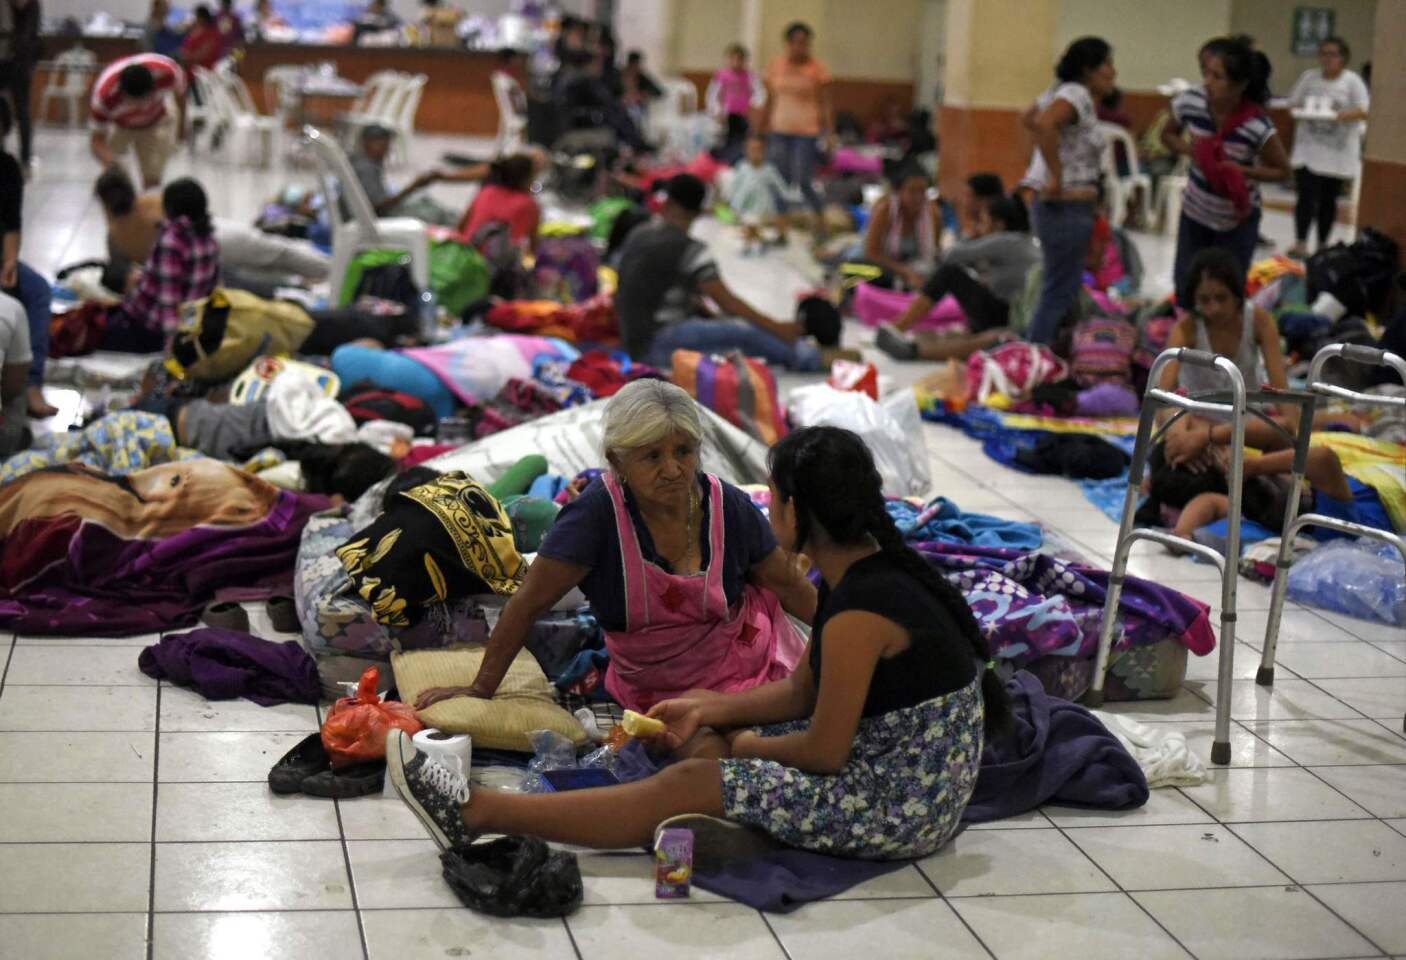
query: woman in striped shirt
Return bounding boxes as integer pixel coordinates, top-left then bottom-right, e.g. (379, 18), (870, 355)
(1161, 36), (1290, 307)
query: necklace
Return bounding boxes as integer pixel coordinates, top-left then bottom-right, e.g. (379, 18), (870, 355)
(665, 487), (698, 567)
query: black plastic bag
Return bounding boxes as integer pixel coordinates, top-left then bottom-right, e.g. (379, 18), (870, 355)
(440, 837), (583, 918)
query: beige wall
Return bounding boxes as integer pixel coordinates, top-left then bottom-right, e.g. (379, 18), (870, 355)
(1230, 0), (1377, 83)
(671, 0), (745, 72)
(1055, 0), (1233, 92)
(1364, 0), (1404, 161)
(946, 0), (1059, 108)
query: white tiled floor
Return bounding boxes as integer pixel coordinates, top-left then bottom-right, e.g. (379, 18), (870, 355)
(4, 125), (1404, 959)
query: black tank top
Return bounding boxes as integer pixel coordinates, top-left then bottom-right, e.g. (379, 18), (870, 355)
(810, 551), (978, 718)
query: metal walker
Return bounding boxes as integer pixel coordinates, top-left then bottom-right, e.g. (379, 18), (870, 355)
(1084, 347), (1318, 765)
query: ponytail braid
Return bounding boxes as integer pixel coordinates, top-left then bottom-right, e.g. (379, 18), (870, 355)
(866, 500), (1011, 737)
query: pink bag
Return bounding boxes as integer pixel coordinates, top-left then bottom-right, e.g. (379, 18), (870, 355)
(851, 282), (967, 332)
(965, 341), (1070, 404)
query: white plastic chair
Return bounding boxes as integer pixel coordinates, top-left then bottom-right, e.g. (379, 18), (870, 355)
(492, 70), (527, 157)
(1154, 155), (1191, 235)
(339, 70), (402, 146)
(39, 47), (98, 127)
(221, 72), (280, 166)
(383, 73), (426, 167)
(1098, 122), (1152, 230)
(195, 67), (278, 166)
(304, 126), (431, 306)
(262, 64), (305, 129)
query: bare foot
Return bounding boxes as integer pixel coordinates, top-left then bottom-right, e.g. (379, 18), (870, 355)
(27, 386), (59, 419)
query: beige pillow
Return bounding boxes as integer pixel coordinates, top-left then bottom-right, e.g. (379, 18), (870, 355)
(390, 644), (587, 752)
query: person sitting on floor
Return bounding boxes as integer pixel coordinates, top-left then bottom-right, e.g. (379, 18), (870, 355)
(861, 163), (942, 292)
(722, 133), (790, 254)
(1156, 246), (1290, 449)
(386, 424), (1011, 861)
(877, 194), (1038, 362)
(956, 172), (1005, 238)
(615, 174), (818, 370)
(454, 153), (541, 250)
(0, 98), (56, 418)
(411, 379), (816, 714)
(0, 291), (34, 458)
(95, 166), (330, 295)
(349, 124), (459, 226)
(101, 177), (221, 353)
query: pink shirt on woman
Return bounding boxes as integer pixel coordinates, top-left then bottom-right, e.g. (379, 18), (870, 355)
(456, 184), (539, 245)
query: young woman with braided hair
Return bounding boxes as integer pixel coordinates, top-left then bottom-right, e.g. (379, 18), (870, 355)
(387, 425), (1009, 861)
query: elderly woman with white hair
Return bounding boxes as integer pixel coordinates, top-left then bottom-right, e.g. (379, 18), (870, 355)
(416, 379), (815, 721)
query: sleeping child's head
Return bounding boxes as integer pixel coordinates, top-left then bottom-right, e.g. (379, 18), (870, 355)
(1186, 247), (1247, 331)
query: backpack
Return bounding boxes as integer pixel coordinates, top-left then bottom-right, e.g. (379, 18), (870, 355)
(471, 221), (531, 300)
(965, 341), (1070, 404)
(339, 384), (437, 435)
(1071, 315), (1137, 386)
(531, 234), (600, 304)
(339, 249), (421, 311)
(1306, 227), (1401, 318)
(169, 288), (316, 382)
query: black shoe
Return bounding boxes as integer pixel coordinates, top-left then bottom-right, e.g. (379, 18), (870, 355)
(877, 324), (919, 361)
(202, 600), (250, 633)
(300, 760), (387, 799)
(266, 595), (300, 633)
(268, 733), (330, 795)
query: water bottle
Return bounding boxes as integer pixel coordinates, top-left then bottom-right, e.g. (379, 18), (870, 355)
(418, 289), (439, 343)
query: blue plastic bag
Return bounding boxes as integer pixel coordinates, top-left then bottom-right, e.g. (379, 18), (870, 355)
(1287, 539), (1406, 626)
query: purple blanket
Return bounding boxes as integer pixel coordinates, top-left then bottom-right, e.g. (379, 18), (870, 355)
(0, 464), (328, 635)
(915, 541), (1215, 660)
(961, 670), (1148, 822)
(139, 628), (321, 706)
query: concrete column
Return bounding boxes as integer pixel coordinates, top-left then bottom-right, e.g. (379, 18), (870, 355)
(1359, 0), (1406, 259)
(936, 0), (1059, 198)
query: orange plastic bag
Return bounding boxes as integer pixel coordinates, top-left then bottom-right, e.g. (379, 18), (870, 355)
(320, 667), (424, 768)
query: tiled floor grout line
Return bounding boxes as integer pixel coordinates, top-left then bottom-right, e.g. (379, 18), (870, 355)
(145, 682), (162, 960)
(558, 914), (585, 960)
(310, 703), (370, 960)
(0, 634), (16, 701)
(758, 910), (796, 960)
(912, 864), (1000, 960)
(1043, 806), (1203, 960)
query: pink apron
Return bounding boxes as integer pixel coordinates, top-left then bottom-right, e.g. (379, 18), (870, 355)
(601, 472), (805, 712)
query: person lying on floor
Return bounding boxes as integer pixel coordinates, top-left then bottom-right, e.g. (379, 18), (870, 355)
(0, 405), (397, 503)
(615, 174), (818, 371)
(96, 166), (330, 295)
(1150, 426), (1394, 546)
(876, 194), (1039, 363)
(413, 379), (816, 714)
(387, 424), (1011, 860)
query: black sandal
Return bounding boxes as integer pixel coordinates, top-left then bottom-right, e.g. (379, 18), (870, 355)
(266, 595), (300, 633)
(202, 601), (250, 633)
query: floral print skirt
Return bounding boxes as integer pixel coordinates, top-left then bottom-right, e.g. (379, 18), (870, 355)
(717, 678), (984, 860)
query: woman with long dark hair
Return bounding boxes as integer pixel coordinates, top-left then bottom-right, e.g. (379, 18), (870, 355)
(386, 425), (1009, 861)
(1021, 36), (1117, 346)
(102, 177), (221, 353)
(1162, 36), (1290, 305)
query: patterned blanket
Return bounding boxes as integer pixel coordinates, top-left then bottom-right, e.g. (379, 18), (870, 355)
(0, 463), (328, 635)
